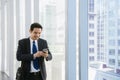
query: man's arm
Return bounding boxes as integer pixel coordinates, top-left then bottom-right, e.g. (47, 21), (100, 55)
(42, 40), (52, 61)
(16, 40), (34, 61)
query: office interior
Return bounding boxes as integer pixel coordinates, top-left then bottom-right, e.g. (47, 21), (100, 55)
(0, 0), (87, 80)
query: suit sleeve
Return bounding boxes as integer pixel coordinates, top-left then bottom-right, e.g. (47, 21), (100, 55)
(16, 40), (34, 61)
(43, 40), (52, 61)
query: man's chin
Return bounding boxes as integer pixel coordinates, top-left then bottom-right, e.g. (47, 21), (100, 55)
(35, 38), (39, 40)
(32, 38), (38, 40)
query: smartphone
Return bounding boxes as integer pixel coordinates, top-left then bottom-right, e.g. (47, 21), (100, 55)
(42, 48), (48, 53)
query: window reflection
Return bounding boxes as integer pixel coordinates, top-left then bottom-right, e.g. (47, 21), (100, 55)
(88, 0), (120, 80)
(39, 0), (65, 80)
(0, 0), (66, 80)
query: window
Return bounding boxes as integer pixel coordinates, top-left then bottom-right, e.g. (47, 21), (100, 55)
(109, 40), (115, 46)
(89, 56), (94, 61)
(108, 30), (115, 36)
(103, 78), (106, 80)
(117, 29), (120, 36)
(88, 0), (120, 80)
(118, 40), (120, 46)
(89, 14), (94, 20)
(39, 1), (66, 80)
(89, 40), (94, 45)
(118, 50), (120, 55)
(109, 49), (115, 55)
(118, 60), (120, 66)
(109, 59), (115, 65)
(89, 32), (94, 37)
(88, 0), (94, 12)
(89, 48), (94, 53)
(0, 0), (66, 80)
(89, 23), (94, 29)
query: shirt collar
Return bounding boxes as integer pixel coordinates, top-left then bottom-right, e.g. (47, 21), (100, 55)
(30, 38), (37, 43)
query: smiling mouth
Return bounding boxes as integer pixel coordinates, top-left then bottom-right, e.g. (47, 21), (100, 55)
(34, 37), (37, 39)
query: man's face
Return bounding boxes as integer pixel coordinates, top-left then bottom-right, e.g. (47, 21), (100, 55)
(30, 28), (42, 40)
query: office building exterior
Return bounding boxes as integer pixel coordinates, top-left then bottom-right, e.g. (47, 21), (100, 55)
(88, 0), (120, 80)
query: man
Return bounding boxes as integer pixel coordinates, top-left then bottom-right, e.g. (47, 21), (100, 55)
(16, 22), (52, 80)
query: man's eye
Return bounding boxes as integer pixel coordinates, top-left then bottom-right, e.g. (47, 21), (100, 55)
(34, 32), (37, 34)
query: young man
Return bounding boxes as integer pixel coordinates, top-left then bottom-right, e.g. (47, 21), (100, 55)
(16, 22), (52, 80)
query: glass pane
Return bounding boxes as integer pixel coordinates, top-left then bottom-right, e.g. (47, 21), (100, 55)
(0, 0), (66, 80)
(0, 40), (1, 71)
(88, 0), (120, 80)
(39, 0), (66, 80)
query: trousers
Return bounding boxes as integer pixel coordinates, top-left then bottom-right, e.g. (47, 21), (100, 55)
(25, 71), (43, 80)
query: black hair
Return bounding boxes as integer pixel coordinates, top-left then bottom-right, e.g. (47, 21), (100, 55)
(30, 22), (43, 31)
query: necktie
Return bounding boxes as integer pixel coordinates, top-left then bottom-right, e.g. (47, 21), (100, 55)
(32, 41), (39, 70)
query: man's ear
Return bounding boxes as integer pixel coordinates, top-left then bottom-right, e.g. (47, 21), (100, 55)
(29, 29), (32, 33)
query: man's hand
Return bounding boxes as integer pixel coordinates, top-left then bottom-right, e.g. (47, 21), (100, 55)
(33, 51), (43, 58)
(33, 50), (48, 58)
(42, 49), (48, 58)
(42, 50), (48, 58)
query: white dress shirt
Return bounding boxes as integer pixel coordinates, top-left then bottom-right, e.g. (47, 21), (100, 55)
(30, 38), (40, 72)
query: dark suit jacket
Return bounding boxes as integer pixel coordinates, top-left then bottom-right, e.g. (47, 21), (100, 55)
(16, 38), (52, 80)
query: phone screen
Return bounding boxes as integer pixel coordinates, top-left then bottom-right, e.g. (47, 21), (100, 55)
(42, 48), (48, 53)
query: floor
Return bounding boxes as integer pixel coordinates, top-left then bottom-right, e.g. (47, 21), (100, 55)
(0, 72), (9, 80)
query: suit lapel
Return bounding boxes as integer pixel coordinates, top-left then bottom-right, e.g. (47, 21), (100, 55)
(37, 38), (42, 51)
